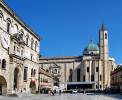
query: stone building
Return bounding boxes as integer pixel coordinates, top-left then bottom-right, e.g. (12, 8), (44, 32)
(39, 25), (116, 91)
(110, 65), (122, 93)
(39, 68), (53, 93)
(0, 0), (40, 95)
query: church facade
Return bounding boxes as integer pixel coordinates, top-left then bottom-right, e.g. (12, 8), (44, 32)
(0, 0), (40, 95)
(39, 25), (116, 91)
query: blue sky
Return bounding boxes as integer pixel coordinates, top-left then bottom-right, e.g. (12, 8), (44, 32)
(4, 0), (122, 64)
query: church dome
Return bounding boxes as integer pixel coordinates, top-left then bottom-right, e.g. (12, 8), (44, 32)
(86, 42), (99, 51)
(83, 41), (99, 55)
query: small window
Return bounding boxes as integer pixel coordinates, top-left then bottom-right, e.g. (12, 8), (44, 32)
(14, 46), (16, 51)
(83, 75), (85, 82)
(105, 33), (107, 39)
(100, 75), (102, 81)
(24, 67), (28, 82)
(96, 67), (99, 72)
(31, 38), (34, 49)
(100, 85), (102, 89)
(34, 69), (36, 76)
(35, 41), (38, 51)
(91, 74), (94, 81)
(31, 69), (33, 77)
(87, 67), (89, 72)
(2, 59), (6, 69)
(26, 35), (29, 46)
(31, 54), (33, 61)
(7, 22), (10, 33)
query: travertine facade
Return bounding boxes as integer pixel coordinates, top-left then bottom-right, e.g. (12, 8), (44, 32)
(39, 25), (116, 91)
(0, 0), (40, 95)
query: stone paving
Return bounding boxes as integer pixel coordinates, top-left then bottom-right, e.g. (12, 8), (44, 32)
(0, 93), (122, 100)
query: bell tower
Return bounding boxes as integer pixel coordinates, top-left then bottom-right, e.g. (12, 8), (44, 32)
(99, 24), (109, 89)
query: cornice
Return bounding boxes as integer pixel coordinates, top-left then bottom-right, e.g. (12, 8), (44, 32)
(39, 56), (82, 60)
(0, 0), (41, 41)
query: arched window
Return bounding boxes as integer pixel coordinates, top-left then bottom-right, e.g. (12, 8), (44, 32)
(69, 69), (73, 82)
(77, 69), (81, 82)
(0, 11), (3, 23)
(31, 38), (34, 49)
(20, 29), (24, 40)
(31, 69), (33, 77)
(35, 41), (38, 51)
(34, 69), (36, 76)
(6, 18), (11, 33)
(105, 33), (107, 39)
(26, 35), (29, 46)
(13, 24), (18, 34)
(2, 59), (6, 69)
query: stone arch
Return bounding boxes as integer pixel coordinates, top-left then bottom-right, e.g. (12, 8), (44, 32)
(0, 76), (7, 95)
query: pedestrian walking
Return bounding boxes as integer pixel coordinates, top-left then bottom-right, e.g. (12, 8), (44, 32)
(48, 90), (51, 96)
(51, 90), (55, 96)
(59, 90), (61, 95)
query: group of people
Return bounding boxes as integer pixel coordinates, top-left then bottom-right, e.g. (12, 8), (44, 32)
(48, 90), (62, 96)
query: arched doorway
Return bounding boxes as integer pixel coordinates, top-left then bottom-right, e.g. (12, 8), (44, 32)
(13, 68), (20, 91)
(0, 76), (7, 95)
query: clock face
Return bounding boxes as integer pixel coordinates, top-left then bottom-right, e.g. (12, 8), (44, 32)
(1, 32), (10, 49)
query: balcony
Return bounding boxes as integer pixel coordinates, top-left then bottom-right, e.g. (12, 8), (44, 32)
(9, 54), (25, 62)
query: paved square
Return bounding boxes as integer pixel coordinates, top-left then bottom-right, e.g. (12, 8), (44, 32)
(0, 94), (122, 100)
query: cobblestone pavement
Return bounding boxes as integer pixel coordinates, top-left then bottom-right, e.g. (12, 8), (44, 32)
(0, 93), (122, 100)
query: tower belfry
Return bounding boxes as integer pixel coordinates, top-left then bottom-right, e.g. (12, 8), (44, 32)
(99, 24), (109, 89)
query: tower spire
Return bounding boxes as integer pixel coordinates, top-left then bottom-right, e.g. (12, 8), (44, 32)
(100, 23), (107, 31)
